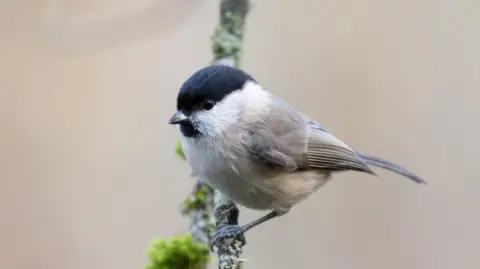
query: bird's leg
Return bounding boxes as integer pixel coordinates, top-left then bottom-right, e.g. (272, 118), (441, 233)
(211, 210), (278, 251)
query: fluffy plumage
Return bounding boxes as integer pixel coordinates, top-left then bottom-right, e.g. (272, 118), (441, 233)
(169, 65), (426, 248)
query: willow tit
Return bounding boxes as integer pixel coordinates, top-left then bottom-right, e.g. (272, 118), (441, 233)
(169, 65), (426, 249)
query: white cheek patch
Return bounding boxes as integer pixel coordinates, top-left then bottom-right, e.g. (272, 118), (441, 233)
(195, 104), (240, 135)
(192, 82), (271, 135)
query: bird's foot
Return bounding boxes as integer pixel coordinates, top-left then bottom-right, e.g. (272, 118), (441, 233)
(210, 224), (247, 252)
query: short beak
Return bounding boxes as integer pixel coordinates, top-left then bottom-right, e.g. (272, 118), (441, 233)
(168, 111), (189, 125)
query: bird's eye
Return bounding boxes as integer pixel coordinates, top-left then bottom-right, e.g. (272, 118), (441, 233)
(201, 100), (215, 110)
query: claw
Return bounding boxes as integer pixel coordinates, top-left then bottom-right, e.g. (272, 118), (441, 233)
(210, 224), (247, 252)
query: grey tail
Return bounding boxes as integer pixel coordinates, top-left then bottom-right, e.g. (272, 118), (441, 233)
(357, 153), (427, 185)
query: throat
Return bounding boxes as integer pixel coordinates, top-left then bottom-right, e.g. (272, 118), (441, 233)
(179, 122), (201, 138)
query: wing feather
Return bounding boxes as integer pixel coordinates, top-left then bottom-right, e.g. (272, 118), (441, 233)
(305, 128), (376, 175)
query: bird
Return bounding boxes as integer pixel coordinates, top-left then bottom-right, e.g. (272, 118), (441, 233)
(168, 64), (426, 250)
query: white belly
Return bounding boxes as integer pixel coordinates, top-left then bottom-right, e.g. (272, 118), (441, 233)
(202, 175), (274, 210)
(181, 135), (331, 213)
(200, 168), (331, 214)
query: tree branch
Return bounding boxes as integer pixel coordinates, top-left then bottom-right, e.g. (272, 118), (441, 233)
(181, 181), (215, 247)
(184, 0), (251, 269)
(212, 191), (246, 269)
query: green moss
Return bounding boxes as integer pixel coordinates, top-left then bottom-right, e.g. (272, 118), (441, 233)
(175, 139), (185, 160)
(182, 184), (209, 213)
(145, 233), (211, 269)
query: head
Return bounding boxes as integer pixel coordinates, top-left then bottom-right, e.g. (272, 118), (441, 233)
(168, 65), (268, 138)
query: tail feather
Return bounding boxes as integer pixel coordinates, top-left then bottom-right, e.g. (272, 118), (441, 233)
(357, 153), (427, 184)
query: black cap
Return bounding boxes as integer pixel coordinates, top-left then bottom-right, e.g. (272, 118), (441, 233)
(176, 65), (256, 113)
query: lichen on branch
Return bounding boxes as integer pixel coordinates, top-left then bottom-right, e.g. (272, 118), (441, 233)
(211, 0), (251, 66)
(145, 0), (252, 269)
(209, 1), (251, 269)
(181, 182), (216, 245)
(213, 192), (247, 269)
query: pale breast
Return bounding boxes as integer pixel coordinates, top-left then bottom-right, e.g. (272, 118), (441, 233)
(181, 134), (331, 213)
(181, 135), (279, 211)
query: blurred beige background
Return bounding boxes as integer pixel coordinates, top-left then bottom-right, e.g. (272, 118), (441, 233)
(1, 0), (479, 269)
